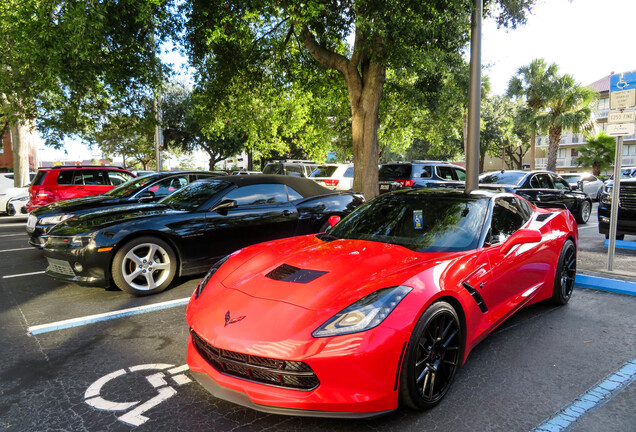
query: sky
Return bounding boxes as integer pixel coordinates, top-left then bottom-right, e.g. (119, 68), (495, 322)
(39, 0), (636, 162)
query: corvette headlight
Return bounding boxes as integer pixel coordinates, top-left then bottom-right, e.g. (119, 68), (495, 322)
(312, 285), (412, 338)
(40, 214), (72, 225)
(195, 255), (230, 299)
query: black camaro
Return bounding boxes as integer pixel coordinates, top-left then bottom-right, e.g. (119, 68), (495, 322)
(27, 171), (222, 248)
(40, 175), (365, 295)
(478, 170), (593, 224)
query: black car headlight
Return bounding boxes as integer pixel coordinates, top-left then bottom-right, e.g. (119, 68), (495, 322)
(195, 255), (230, 299)
(312, 285), (412, 338)
(46, 234), (95, 249)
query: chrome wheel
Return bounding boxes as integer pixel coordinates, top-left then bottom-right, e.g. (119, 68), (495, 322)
(121, 243), (172, 291)
(577, 200), (591, 224)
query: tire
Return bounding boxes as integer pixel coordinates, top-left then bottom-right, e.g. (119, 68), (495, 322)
(575, 200), (591, 224)
(604, 233), (625, 241)
(112, 236), (177, 296)
(551, 239), (576, 305)
(399, 301), (462, 411)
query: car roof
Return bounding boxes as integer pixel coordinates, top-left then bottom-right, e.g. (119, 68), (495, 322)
(199, 174), (333, 197)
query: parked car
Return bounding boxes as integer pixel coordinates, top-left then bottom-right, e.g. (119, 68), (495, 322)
(598, 176), (636, 240)
(186, 189), (577, 417)
(6, 190), (29, 215)
(231, 171), (262, 175)
(262, 160), (318, 178)
(41, 175), (365, 295)
(378, 161), (466, 193)
(600, 166), (636, 195)
(27, 166), (135, 212)
(0, 172), (36, 215)
(560, 173), (604, 200)
(479, 170), (593, 224)
(27, 171), (222, 248)
(309, 163), (354, 190)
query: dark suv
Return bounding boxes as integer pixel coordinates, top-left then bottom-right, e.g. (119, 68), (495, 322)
(262, 160), (319, 178)
(598, 177), (636, 240)
(378, 161), (466, 192)
(27, 166), (135, 212)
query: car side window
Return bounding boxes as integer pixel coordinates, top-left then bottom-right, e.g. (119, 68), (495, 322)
(224, 184), (289, 206)
(83, 171), (108, 185)
(107, 171), (131, 186)
(286, 186), (303, 201)
(488, 197), (528, 245)
(57, 171), (74, 185)
(413, 165), (432, 178)
(453, 168), (466, 181)
(531, 174), (552, 189)
(344, 167), (354, 178)
(436, 166), (455, 180)
(286, 165), (303, 177)
(552, 175), (570, 190)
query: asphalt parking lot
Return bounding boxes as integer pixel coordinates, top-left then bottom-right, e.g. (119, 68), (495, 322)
(1, 209), (635, 432)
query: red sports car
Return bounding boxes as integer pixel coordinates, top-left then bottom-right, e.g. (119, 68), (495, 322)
(186, 189), (578, 418)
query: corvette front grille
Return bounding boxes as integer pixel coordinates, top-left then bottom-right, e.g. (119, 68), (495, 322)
(190, 330), (319, 391)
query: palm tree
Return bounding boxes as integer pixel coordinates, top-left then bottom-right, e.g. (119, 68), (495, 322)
(507, 59), (558, 170)
(536, 73), (596, 172)
(576, 131), (615, 176)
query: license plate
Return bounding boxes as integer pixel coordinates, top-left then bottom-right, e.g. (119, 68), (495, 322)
(26, 214), (37, 231)
(380, 184), (390, 191)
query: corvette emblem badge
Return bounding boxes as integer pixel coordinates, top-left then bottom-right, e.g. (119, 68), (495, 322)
(224, 311), (245, 327)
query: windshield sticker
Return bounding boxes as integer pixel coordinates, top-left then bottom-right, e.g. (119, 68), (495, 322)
(413, 210), (423, 229)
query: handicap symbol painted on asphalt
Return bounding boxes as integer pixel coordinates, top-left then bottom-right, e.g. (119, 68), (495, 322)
(84, 363), (192, 426)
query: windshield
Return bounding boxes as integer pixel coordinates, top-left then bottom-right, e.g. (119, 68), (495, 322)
(159, 180), (229, 211)
(105, 175), (157, 198)
(479, 172), (526, 185)
(328, 192), (488, 252)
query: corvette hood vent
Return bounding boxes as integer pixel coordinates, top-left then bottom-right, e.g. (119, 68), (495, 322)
(266, 264), (328, 284)
(535, 213), (553, 222)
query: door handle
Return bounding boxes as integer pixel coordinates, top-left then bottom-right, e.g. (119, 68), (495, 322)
(282, 210), (292, 216)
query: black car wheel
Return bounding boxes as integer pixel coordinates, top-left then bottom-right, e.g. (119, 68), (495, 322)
(575, 200), (591, 224)
(399, 301), (462, 410)
(112, 236), (177, 296)
(605, 233), (625, 241)
(551, 239), (576, 305)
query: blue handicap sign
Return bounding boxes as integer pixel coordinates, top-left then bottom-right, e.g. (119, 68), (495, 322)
(610, 71), (636, 92)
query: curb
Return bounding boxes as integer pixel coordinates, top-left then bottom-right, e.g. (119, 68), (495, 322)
(575, 273), (636, 296)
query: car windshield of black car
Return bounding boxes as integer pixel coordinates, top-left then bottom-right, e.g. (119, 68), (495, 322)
(328, 193), (488, 253)
(105, 175), (154, 197)
(479, 172), (525, 185)
(159, 180), (229, 211)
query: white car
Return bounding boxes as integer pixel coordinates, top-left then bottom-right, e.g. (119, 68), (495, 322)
(560, 173), (604, 200)
(308, 163), (354, 190)
(0, 186), (29, 214)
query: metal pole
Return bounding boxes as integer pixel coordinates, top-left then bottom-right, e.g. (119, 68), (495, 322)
(607, 134), (624, 271)
(154, 93), (163, 171)
(465, 0), (482, 193)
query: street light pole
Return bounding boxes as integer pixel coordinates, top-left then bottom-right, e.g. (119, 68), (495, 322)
(465, 0), (482, 194)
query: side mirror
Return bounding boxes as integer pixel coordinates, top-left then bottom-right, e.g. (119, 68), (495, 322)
(500, 229), (542, 254)
(138, 191), (155, 202)
(212, 199), (237, 213)
(328, 215), (341, 228)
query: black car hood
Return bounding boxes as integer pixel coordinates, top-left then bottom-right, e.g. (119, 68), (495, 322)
(32, 194), (122, 217)
(48, 203), (183, 235)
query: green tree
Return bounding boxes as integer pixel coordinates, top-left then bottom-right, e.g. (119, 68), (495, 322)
(182, 0), (536, 198)
(576, 131), (615, 176)
(480, 94), (517, 172)
(536, 73), (596, 172)
(507, 59), (558, 170)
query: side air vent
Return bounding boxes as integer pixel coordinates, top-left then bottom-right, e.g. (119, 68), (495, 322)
(461, 282), (488, 313)
(266, 264), (328, 284)
(535, 213), (553, 222)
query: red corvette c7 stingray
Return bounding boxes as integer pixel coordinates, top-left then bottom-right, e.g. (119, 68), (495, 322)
(186, 189), (578, 418)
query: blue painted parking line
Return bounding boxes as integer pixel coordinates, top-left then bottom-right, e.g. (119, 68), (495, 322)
(603, 239), (636, 250)
(28, 297), (191, 335)
(531, 358), (636, 432)
(575, 274), (636, 296)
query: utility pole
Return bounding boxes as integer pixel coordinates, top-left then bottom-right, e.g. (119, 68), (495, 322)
(465, 0), (482, 193)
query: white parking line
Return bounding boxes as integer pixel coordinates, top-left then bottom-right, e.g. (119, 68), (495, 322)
(579, 225), (599, 229)
(0, 247), (32, 253)
(28, 297), (191, 335)
(2, 271), (46, 279)
(0, 233), (26, 237)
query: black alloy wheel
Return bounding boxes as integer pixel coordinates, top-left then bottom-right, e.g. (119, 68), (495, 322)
(399, 301), (462, 410)
(551, 239), (576, 305)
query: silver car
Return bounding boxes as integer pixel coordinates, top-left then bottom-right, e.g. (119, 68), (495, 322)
(561, 173), (604, 200)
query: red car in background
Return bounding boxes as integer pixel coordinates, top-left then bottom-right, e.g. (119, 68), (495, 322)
(27, 166), (135, 212)
(186, 189), (577, 418)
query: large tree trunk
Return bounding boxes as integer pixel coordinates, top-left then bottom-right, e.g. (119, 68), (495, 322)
(10, 120), (32, 187)
(546, 125), (562, 172)
(529, 132), (536, 170)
